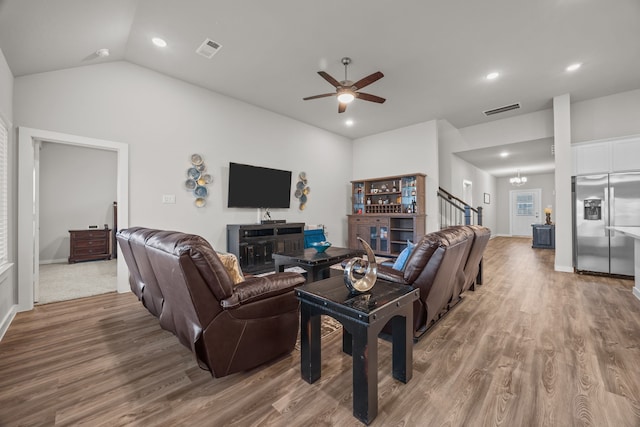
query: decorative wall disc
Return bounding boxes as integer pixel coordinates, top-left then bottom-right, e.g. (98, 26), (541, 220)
(187, 154), (210, 208)
(294, 171), (310, 210)
(194, 186), (208, 197)
(187, 167), (201, 180)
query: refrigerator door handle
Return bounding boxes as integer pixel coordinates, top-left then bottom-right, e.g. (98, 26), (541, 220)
(604, 187), (609, 237)
(610, 186), (615, 237)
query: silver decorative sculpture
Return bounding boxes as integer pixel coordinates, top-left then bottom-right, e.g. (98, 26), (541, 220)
(344, 237), (378, 293)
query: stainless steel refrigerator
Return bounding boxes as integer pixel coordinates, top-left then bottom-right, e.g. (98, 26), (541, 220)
(572, 172), (640, 276)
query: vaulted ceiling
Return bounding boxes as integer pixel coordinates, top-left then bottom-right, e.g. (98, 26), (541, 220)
(1, 0), (639, 173)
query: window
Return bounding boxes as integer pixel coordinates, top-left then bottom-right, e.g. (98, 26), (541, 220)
(0, 116), (7, 266)
(516, 193), (534, 216)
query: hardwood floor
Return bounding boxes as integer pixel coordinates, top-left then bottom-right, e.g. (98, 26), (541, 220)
(1, 237), (640, 426)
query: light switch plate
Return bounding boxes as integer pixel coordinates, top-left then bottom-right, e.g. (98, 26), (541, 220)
(162, 194), (176, 204)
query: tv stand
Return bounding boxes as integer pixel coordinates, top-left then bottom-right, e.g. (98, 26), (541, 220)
(261, 220), (286, 224)
(227, 222), (304, 274)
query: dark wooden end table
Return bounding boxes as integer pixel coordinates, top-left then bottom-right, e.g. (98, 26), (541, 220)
(273, 246), (363, 283)
(295, 275), (419, 425)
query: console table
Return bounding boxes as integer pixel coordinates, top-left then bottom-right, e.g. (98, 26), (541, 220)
(532, 224), (555, 249)
(227, 222), (304, 274)
(296, 275), (419, 424)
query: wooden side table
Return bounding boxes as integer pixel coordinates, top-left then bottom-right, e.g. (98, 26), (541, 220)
(296, 276), (419, 425)
(68, 229), (112, 263)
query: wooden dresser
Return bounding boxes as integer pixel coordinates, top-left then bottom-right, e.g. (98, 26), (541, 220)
(68, 229), (112, 263)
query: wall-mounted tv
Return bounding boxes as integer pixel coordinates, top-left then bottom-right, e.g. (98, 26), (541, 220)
(227, 162), (292, 208)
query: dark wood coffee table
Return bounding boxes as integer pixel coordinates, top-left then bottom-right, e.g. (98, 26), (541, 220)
(296, 275), (419, 425)
(273, 246), (363, 283)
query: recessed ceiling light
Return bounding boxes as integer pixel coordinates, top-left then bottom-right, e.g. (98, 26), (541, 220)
(500, 151), (509, 158)
(566, 62), (582, 72)
(152, 37), (167, 48)
(486, 72), (500, 80)
(345, 119), (354, 126)
(95, 48), (110, 57)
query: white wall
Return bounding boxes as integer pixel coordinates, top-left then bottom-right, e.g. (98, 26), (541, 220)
(572, 89), (640, 143)
(554, 94), (573, 271)
(458, 109), (554, 150)
(494, 172), (555, 236)
(39, 142), (117, 263)
(450, 155), (497, 233)
(0, 47), (15, 339)
(14, 61), (352, 252)
(352, 120), (439, 233)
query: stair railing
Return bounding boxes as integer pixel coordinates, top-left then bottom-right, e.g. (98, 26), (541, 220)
(437, 187), (483, 228)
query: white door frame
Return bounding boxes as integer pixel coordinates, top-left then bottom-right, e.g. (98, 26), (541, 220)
(462, 179), (473, 206)
(509, 188), (542, 236)
(18, 127), (129, 312)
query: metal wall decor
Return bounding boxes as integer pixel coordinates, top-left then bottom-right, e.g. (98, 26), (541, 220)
(294, 171), (310, 210)
(185, 154), (212, 207)
(343, 237), (378, 293)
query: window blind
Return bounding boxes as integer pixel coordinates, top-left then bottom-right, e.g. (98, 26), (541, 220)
(0, 117), (7, 266)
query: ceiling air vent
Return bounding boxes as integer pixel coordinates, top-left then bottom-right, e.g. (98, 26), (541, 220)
(483, 102), (521, 116)
(196, 38), (222, 59)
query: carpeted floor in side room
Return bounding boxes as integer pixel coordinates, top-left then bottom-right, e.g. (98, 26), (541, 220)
(37, 259), (117, 305)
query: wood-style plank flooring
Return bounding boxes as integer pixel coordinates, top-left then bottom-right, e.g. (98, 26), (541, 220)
(1, 237), (640, 426)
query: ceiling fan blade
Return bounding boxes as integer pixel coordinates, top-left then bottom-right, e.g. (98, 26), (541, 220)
(356, 92), (386, 103)
(303, 93), (336, 101)
(318, 71), (341, 88)
(338, 102), (347, 113)
(352, 71), (384, 90)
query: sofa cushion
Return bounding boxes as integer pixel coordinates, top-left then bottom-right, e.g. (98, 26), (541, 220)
(217, 252), (245, 285)
(403, 234), (443, 284)
(392, 240), (415, 271)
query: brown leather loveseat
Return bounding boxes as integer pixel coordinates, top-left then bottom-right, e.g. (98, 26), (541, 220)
(378, 225), (491, 339)
(116, 227), (305, 377)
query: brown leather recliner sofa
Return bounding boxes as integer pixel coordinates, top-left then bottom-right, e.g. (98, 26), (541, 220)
(116, 227), (305, 377)
(378, 225), (491, 339)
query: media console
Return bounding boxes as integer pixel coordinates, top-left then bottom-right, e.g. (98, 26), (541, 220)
(227, 222), (304, 274)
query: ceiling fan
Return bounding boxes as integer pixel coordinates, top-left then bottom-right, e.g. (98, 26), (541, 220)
(303, 57), (385, 113)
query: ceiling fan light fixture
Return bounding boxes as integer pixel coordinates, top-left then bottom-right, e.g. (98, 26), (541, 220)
(337, 90), (355, 104)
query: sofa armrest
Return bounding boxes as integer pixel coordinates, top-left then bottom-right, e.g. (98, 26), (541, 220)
(220, 272), (305, 308)
(376, 264), (408, 284)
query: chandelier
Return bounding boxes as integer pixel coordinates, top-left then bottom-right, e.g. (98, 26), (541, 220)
(510, 170), (527, 186)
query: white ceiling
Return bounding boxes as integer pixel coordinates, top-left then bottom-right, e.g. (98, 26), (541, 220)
(1, 0), (639, 175)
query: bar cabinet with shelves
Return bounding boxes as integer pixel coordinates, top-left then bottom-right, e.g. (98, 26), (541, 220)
(348, 173), (426, 256)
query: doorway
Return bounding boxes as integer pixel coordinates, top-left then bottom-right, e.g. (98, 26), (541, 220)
(37, 142), (118, 304)
(509, 188), (542, 236)
(462, 180), (473, 205)
(17, 127), (129, 312)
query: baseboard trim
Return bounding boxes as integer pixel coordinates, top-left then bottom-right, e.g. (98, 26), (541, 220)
(554, 264), (574, 273)
(39, 258), (68, 265)
(0, 304), (17, 342)
(633, 286), (640, 301)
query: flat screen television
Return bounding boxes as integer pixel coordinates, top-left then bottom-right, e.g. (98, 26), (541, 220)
(227, 162), (292, 208)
